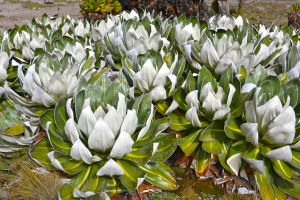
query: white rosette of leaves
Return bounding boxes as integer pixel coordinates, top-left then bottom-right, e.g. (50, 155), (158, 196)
(166, 66), (236, 174)
(208, 15), (244, 31)
(123, 51), (183, 103)
(104, 18), (170, 69)
(4, 51), (94, 118)
(30, 77), (176, 199)
(223, 84), (300, 199)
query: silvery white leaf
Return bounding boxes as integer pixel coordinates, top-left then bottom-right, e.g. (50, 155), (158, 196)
(22, 46), (34, 59)
(141, 59), (157, 86)
(31, 86), (55, 107)
(245, 101), (256, 123)
(120, 109), (138, 135)
(186, 90), (199, 109)
(256, 96), (282, 131)
(110, 131), (134, 159)
(117, 93), (127, 117)
(227, 153), (242, 175)
(78, 105), (96, 136)
(74, 21), (85, 37)
(0, 66), (7, 82)
(94, 106), (105, 120)
(64, 118), (80, 144)
(199, 83), (214, 103)
(0, 52), (9, 77)
(241, 83), (257, 93)
(200, 39), (220, 67)
(66, 98), (74, 119)
(264, 106), (295, 145)
(202, 92), (222, 114)
(235, 16), (244, 27)
(88, 118), (115, 151)
(38, 62), (54, 88)
(149, 32), (161, 51)
(170, 53), (179, 72)
(103, 105), (123, 137)
(265, 146), (292, 162)
(47, 71), (70, 97)
(48, 151), (68, 173)
(97, 159), (124, 177)
(215, 56), (235, 75)
(213, 105), (230, 120)
(216, 35), (230, 57)
(289, 62), (300, 79)
(167, 74), (177, 93)
(135, 71), (149, 92)
(166, 100), (179, 115)
(150, 85), (167, 102)
(70, 140), (101, 164)
(226, 84), (236, 106)
(243, 157), (265, 174)
(21, 65), (40, 96)
(152, 63), (170, 87)
(241, 123), (259, 147)
(185, 107), (201, 127)
(153, 143), (159, 155)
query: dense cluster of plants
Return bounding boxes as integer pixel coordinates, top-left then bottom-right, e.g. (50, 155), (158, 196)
(0, 11), (300, 199)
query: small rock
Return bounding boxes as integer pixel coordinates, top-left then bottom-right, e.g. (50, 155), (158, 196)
(238, 187), (256, 195)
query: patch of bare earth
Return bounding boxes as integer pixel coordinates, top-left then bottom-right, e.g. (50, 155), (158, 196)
(0, 0), (81, 31)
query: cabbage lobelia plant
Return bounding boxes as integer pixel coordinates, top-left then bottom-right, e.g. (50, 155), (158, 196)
(30, 77), (176, 199)
(123, 51), (185, 104)
(104, 18), (170, 69)
(167, 67), (237, 175)
(208, 15), (244, 31)
(221, 87), (300, 199)
(4, 52), (94, 118)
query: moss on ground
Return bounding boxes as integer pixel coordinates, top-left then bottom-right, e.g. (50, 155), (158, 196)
(149, 168), (256, 200)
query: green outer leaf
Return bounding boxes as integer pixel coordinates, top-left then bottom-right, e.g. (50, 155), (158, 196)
(274, 173), (300, 198)
(30, 138), (54, 170)
(133, 118), (164, 147)
(197, 67), (217, 90)
(178, 129), (201, 156)
(199, 121), (226, 142)
(259, 76), (280, 100)
(141, 163), (177, 190)
(51, 151), (86, 175)
(59, 166), (91, 200)
(47, 122), (71, 154)
(169, 114), (192, 131)
(74, 90), (85, 121)
(117, 160), (146, 192)
(225, 117), (244, 140)
(194, 146), (210, 174)
(133, 94), (152, 129)
(202, 140), (222, 154)
(155, 101), (169, 115)
(185, 72), (196, 92)
(123, 143), (153, 166)
(54, 98), (68, 136)
(173, 89), (189, 111)
(40, 109), (54, 130)
(255, 171), (276, 200)
(151, 133), (177, 163)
